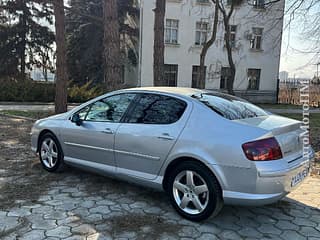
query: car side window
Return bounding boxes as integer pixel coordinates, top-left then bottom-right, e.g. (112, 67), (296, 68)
(84, 94), (136, 122)
(77, 106), (90, 120)
(127, 94), (187, 124)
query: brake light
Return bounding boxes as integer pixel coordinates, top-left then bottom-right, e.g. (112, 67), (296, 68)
(242, 137), (283, 161)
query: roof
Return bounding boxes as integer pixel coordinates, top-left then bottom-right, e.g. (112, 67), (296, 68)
(125, 87), (206, 97)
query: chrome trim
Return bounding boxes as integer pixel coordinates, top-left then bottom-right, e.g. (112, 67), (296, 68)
(64, 142), (160, 161)
(115, 149), (160, 161)
(64, 142), (113, 152)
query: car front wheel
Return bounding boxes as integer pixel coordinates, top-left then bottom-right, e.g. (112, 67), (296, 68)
(167, 161), (223, 221)
(39, 133), (64, 172)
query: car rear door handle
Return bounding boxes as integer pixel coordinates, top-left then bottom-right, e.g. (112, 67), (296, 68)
(158, 133), (175, 141)
(101, 128), (114, 134)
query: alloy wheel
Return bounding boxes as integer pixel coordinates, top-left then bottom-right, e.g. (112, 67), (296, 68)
(172, 170), (209, 215)
(40, 138), (58, 169)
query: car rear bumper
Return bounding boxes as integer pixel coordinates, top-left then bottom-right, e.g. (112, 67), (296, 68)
(222, 149), (314, 206)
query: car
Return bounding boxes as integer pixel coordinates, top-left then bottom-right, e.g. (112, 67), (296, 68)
(31, 87), (314, 221)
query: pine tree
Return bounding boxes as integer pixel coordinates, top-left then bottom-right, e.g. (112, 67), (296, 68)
(0, 0), (55, 79)
(66, 0), (104, 86)
(65, 0), (139, 89)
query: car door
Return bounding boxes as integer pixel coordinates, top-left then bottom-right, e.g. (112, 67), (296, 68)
(61, 93), (136, 168)
(114, 93), (190, 180)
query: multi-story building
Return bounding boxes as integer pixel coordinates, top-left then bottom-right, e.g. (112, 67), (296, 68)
(138, 0), (285, 103)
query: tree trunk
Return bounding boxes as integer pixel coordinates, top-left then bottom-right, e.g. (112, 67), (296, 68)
(153, 0), (166, 86)
(103, 0), (122, 91)
(223, 20), (235, 95)
(54, 0), (68, 114)
(19, 0), (27, 79)
(199, 0), (219, 89)
(220, 2), (236, 95)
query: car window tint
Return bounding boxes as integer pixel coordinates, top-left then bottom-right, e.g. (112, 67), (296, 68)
(85, 94), (135, 122)
(191, 93), (268, 120)
(128, 94), (186, 124)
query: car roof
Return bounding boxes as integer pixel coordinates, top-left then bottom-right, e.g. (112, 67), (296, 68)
(123, 87), (207, 97)
(122, 87), (243, 102)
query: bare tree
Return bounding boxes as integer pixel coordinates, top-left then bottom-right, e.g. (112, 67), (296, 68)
(199, 0), (219, 89)
(53, 0), (68, 113)
(153, 0), (166, 86)
(285, 0), (320, 64)
(103, 0), (122, 91)
(217, 0), (246, 95)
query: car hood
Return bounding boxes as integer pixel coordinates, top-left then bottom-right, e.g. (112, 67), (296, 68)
(45, 112), (69, 120)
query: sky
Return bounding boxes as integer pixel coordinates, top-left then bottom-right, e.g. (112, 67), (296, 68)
(279, 1), (319, 79)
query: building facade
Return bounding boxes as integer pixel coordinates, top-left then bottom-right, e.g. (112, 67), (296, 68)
(139, 0), (285, 103)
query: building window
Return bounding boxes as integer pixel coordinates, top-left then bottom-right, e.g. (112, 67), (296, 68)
(164, 64), (178, 86)
(250, 27), (263, 50)
(165, 19), (179, 44)
(253, 0), (265, 8)
(192, 65), (206, 88)
(247, 68), (261, 90)
(195, 22), (208, 46)
(220, 67), (231, 89)
(229, 25), (237, 48)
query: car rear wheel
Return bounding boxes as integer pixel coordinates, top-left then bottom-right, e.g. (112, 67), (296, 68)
(39, 133), (64, 172)
(167, 161), (223, 221)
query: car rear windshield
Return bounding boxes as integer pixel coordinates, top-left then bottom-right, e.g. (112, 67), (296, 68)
(191, 92), (268, 120)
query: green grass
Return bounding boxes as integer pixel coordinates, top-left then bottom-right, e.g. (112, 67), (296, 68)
(258, 104), (303, 109)
(278, 113), (320, 128)
(0, 110), (53, 119)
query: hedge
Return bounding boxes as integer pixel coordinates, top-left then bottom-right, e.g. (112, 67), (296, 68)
(0, 79), (104, 103)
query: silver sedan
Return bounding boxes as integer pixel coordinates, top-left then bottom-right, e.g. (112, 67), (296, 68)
(31, 87), (314, 221)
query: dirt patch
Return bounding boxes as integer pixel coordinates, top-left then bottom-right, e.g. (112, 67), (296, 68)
(0, 116), (62, 210)
(108, 214), (181, 239)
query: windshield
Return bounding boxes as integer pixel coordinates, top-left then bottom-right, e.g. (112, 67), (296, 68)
(191, 92), (269, 120)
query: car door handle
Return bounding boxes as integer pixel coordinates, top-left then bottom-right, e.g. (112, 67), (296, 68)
(158, 133), (175, 141)
(101, 128), (114, 134)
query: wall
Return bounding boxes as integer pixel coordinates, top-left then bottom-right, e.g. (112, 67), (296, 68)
(139, 0), (285, 103)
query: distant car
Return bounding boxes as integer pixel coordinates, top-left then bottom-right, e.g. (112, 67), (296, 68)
(31, 87), (314, 221)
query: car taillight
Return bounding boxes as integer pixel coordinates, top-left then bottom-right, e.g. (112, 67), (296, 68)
(242, 137), (283, 161)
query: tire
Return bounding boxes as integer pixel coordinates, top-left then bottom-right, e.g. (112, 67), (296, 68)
(39, 132), (65, 172)
(167, 161), (223, 221)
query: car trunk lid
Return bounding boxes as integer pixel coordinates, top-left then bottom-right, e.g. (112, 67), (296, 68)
(234, 115), (305, 160)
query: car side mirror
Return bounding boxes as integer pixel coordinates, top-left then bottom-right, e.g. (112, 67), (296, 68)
(71, 113), (83, 126)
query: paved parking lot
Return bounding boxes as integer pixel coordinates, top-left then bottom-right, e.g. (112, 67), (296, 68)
(0, 115), (320, 240)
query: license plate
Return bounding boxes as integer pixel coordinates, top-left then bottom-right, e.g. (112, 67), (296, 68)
(291, 167), (309, 187)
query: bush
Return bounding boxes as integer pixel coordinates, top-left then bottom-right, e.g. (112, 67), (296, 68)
(68, 81), (104, 103)
(0, 79), (55, 102)
(0, 78), (104, 103)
